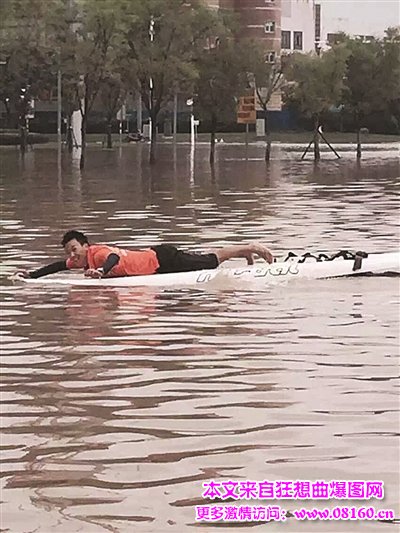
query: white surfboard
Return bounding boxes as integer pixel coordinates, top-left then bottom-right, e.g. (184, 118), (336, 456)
(15, 251), (400, 288)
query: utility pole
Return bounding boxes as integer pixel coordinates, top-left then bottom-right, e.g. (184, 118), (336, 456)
(149, 15), (154, 142)
(186, 98), (194, 147)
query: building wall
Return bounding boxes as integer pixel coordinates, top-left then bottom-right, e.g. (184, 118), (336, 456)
(203, 0), (282, 56)
(281, 0), (316, 53)
(203, 0), (283, 117)
(233, 0), (282, 55)
(203, 0), (235, 9)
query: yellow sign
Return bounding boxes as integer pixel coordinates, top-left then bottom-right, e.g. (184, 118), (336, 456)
(237, 96), (256, 124)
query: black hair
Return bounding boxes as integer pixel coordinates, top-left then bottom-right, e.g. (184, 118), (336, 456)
(61, 230), (89, 247)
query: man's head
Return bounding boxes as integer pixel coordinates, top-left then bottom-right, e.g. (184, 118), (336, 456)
(61, 230), (89, 267)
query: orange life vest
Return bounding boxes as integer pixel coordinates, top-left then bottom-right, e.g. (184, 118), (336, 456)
(66, 244), (159, 276)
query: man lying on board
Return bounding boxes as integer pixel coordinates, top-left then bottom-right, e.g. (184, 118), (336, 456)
(15, 230), (274, 279)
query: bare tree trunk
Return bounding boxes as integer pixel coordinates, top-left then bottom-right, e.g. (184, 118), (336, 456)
(313, 117), (320, 162)
(3, 100), (12, 129)
(210, 162), (216, 183)
(210, 131), (216, 164)
(355, 112), (361, 159)
(149, 112), (157, 165)
(356, 128), (361, 160)
(80, 113), (86, 170)
(106, 120), (112, 149)
(19, 124), (27, 154)
(66, 114), (73, 153)
(18, 111), (27, 153)
(210, 114), (217, 165)
(264, 108), (271, 162)
(265, 132), (271, 161)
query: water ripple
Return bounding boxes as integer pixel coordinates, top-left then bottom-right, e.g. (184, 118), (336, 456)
(1, 145), (399, 532)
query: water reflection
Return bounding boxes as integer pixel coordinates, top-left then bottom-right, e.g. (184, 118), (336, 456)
(1, 143), (399, 532)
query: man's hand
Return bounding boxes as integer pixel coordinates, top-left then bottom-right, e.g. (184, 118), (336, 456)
(241, 243), (274, 265)
(84, 268), (104, 278)
(13, 270), (31, 279)
(213, 243), (274, 266)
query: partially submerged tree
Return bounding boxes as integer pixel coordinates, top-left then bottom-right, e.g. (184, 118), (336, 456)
(249, 49), (287, 161)
(71, 0), (119, 168)
(380, 27), (400, 134)
(285, 47), (348, 160)
(341, 37), (382, 159)
(194, 36), (249, 164)
(333, 28), (400, 158)
(0, 0), (55, 150)
(99, 74), (125, 149)
(119, 0), (218, 164)
(61, 72), (81, 153)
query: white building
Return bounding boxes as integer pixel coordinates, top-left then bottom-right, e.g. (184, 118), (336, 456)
(318, 0), (398, 41)
(281, 0), (317, 54)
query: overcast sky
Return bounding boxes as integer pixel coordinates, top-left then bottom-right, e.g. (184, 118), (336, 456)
(318, 0), (399, 37)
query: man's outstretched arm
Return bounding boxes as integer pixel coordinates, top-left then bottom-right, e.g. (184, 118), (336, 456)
(16, 261), (68, 279)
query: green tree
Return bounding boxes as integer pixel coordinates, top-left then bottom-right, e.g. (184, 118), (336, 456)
(194, 37), (248, 164)
(249, 50), (287, 161)
(341, 37), (382, 158)
(118, 0), (218, 164)
(381, 27), (400, 133)
(61, 69), (81, 153)
(285, 47), (348, 160)
(99, 73), (125, 149)
(0, 0), (56, 149)
(68, 0), (119, 168)
(337, 29), (400, 157)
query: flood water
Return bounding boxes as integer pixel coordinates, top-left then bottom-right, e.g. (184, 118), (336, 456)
(1, 142), (399, 532)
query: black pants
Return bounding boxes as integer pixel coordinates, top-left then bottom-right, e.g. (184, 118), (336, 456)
(151, 245), (219, 274)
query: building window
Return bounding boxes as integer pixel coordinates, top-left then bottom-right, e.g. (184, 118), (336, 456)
(327, 33), (345, 46)
(264, 21), (275, 33)
(281, 30), (291, 49)
(294, 31), (303, 50)
(265, 51), (276, 63)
